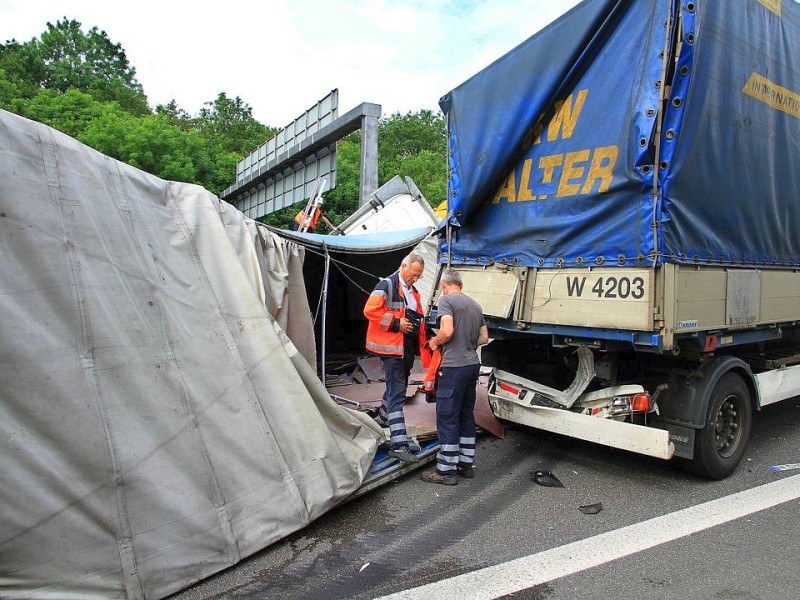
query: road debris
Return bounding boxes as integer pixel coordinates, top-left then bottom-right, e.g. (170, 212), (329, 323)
(770, 463), (800, 472)
(531, 470), (564, 488)
(579, 502), (603, 515)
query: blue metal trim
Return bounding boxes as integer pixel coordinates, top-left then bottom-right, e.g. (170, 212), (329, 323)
(486, 317), (790, 353)
(681, 327), (784, 350)
(485, 317), (662, 348)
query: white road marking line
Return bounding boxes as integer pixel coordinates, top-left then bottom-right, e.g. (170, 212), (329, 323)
(377, 474), (800, 600)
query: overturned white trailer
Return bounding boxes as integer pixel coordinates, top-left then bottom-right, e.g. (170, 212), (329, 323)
(0, 108), (386, 599)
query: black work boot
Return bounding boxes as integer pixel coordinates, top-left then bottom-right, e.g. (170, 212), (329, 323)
(457, 464), (474, 479)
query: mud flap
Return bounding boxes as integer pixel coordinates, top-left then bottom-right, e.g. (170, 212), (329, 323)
(648, 419), (695, 459)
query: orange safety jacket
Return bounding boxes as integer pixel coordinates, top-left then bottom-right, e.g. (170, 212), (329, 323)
(294, 206), (322, 231)
(364, 272), (430, 364)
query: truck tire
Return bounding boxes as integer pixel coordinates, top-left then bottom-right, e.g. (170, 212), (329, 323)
(689, 372), (752, 480)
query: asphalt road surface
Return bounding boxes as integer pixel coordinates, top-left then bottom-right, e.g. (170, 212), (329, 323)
(170, 398), (800, 600)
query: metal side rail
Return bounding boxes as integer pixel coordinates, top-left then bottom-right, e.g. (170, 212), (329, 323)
(490, 371), (675, 460)
(343, 440), (439, 502)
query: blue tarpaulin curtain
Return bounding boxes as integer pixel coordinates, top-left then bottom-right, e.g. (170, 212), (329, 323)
(661, 1), (800, 266)
(440, 0), (800, 270)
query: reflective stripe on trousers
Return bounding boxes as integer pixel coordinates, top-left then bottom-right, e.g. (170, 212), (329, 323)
(434, 363), (480, 475)
(437, 443), (459, 474)
(382, 354), (413, 449)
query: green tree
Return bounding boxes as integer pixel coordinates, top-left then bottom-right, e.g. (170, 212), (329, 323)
(154, 100), (193, 130)
(194, 92), (273, 155)
(379, 110), (446, 164)
(194, 145), (242, 197)
(12, 88), (113, 138)
(0, 67), (22, 107)
(393, 149), (447, 206)
(378, 110), (447, 206)
(27, 18), (149, 115)
(80, 111), (200, 182)
(190, 93), (274, 195)
(0, 40), (44, 103)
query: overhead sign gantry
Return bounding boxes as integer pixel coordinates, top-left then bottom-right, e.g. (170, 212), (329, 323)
(220, 89), (380, 217)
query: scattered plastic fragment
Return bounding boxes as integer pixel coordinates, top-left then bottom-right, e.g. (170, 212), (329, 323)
(531, 470), (564, 488)
(359, 563), (371, 572)
(770, 463), (800, 472)
(579, 502), (603, 515)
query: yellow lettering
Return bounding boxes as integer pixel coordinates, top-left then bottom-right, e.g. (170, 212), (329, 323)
(522, 120), (545, 150)
(743, 72), (800, 119)
(518, 159), (536, 201)
(539, 154), (563, 184)
(556, 149), (590, 197)
(491, 169), (517, 204)
(492, 142), (618, 207)
(757, 0), (781, 16)
(547, 89), (589, 142)
(582, 145), (618, 194)
(532, 121), (544, 147)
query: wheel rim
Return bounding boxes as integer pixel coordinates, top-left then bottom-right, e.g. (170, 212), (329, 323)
(714, 393), (743, 458)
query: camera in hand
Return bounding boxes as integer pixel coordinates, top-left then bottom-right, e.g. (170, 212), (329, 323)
(405, 309), (423, 334)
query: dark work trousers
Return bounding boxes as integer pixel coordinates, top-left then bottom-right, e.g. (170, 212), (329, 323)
(379, 334), (415, 449)
(435, 363), (481, 476)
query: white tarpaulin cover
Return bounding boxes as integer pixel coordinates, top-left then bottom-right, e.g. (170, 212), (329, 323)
(0, 109), (382, 599)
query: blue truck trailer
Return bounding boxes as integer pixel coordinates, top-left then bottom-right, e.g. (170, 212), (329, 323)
(436, 0), (800, 478)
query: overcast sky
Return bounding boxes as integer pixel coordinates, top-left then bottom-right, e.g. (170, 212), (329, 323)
(1, 0), (583, 127)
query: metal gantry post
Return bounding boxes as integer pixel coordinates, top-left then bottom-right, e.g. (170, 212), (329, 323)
(359, 112), (379, 207)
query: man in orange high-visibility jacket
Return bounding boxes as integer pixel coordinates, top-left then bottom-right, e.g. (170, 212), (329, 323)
(291, 205), (323, 232)
(364, 253), (429, 464)
(291, 199), (342, 234)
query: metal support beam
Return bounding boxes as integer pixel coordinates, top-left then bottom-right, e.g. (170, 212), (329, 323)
(360, 114), (379, 206)
(488, 394), (675, 460)
(221, 102), (382, 203)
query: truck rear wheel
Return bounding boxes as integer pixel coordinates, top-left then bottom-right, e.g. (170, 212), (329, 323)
(689, 372), (752, 480)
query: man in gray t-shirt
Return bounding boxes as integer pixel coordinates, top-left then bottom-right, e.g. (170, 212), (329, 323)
(421, 269), (489, 486)
(437, 289), (485, 368)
